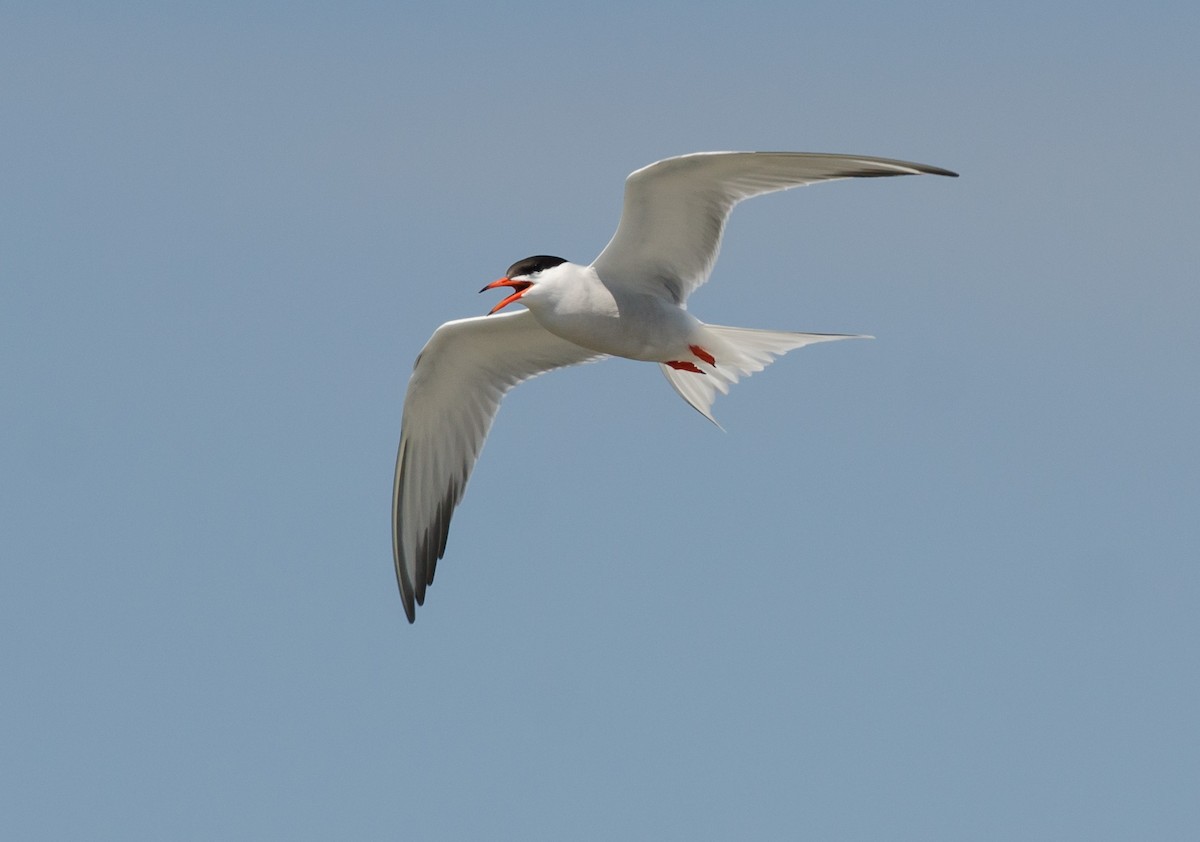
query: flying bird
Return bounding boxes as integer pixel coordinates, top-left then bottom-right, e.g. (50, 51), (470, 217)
(393, 151), (957, 622)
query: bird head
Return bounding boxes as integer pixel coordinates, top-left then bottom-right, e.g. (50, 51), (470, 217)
(480, 255), (568, 314)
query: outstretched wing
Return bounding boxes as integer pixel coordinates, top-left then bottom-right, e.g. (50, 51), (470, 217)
(591, 151), (957, 303)
(393, 310), (605, 622)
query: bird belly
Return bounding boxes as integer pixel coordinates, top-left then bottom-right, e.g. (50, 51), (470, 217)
(530, 294), (696, 361)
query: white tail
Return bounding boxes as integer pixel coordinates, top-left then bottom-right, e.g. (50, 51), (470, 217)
(660, 324), (869, 427)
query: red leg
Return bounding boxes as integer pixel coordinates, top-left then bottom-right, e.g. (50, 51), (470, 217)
(666, 360), (705, 374)
(689, 344), (716, 366)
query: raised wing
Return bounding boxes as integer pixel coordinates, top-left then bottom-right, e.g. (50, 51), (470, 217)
(392, 310), (605, 622)
(590, 151), (957, 303)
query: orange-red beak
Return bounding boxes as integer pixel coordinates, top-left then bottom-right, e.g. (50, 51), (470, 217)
(480, 277), (532, 314)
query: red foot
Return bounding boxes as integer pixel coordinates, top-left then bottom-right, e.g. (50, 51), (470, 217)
(689, 344), (716, 366)
(666, 360), (705, 374)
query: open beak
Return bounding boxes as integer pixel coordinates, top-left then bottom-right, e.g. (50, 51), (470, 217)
(479, 277), (532, 314)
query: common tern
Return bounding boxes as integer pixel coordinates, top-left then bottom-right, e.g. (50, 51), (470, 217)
(393, 151), (956, 622)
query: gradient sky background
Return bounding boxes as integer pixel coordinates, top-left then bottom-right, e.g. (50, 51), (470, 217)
(3, 2), (1198, 839)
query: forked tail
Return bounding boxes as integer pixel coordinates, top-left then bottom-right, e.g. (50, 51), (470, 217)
(660, 324), (869, 427)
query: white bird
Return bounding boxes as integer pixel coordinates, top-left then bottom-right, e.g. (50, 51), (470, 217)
(393, 151), (956, 622)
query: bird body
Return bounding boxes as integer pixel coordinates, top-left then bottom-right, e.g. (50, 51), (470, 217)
(393, 151), (957, 622)
(520, 262), (699, 361)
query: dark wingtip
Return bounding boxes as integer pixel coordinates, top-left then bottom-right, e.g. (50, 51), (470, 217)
(400, 587), (416, 623)
(911, 162), (959, 178)
(845, 163), (959, 179)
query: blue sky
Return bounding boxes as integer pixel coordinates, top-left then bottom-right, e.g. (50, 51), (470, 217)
(3, 2), (1198, 839)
